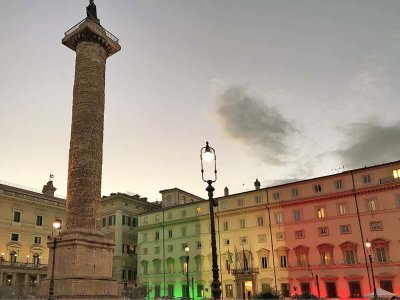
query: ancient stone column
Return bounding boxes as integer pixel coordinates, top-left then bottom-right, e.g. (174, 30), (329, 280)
(40, 6), (121, 299)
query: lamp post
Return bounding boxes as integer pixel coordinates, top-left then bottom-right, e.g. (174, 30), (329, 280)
(200, 141), (222, 299)
(48, 219), (62, 300)
(365, 239), (377, 299)
(185, 246), (190, 299)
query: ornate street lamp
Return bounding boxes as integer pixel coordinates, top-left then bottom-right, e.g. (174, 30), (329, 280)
(48, 219), (62, 300)
(365, 239), (377, 299)
(185, 246), (190, 299)
(200, 141), (221, 299)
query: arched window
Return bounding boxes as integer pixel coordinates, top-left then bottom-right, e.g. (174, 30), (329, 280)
(141, 260), (148, 275)
(9, 251), (17, 263)
(153, 259), (161, 274)
(275, 247), (289, 268)
(371, 239), (389, 263)
(194, 255), (204, 272)
(166, 258), (175, 274)
(33, 253), (40, 265)
(257, 248), (270, 269)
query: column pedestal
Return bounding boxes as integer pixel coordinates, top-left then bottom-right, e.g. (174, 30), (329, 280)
(39, 230), (120, 298)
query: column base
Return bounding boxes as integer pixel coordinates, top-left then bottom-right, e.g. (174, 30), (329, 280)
(39, 230), (121, 299)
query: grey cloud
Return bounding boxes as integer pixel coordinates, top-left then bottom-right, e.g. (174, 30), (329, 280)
(334, 122), (400, 168)
(215, 86), (298, 164)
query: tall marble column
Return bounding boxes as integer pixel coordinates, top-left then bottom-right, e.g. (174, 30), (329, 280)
(40, 2), (121, 298)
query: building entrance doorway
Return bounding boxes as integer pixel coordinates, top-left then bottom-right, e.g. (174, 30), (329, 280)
(244, 281), (253, 300)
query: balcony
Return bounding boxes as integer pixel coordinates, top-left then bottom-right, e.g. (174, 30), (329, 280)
(64, 18), (119, 44)
(232, 267), (259, 275)
(0, 261), (47, 270)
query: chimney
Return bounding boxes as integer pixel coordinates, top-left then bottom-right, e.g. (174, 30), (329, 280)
(42, 180), (56, 197)
(224, 187), (229, 196)
(254, 179), (261, 190)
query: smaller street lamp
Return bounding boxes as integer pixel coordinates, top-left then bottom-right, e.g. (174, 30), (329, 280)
(185, 246), (190, 299)
(365, 239), (377, 300)
(48, 219), (62, 300)
(26, 255), (30, 264)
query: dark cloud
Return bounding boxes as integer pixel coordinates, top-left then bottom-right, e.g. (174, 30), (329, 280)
(334, 122), (400, 168)
(215, 86), (298, 164)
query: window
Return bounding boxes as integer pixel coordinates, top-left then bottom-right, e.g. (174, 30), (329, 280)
(257, 216), (264, 226)
(349, 281), (361, 298)
(396, 195), (400, 208)
(13, 211), (21, 223)
(318, 244), (334, 265)
(223, 221), (229, 231)
(108, 215), (116, 226)
(238, 199), (244, 206)
(142, 261), (148, 275)
(11, 233), (19, 241)
(154, 285), (161, 298)
(279, 255), (287, 268)
(258, 234), (266, 242)
(295, 230), (305, 239)
(294, 210), (302, 221)
(301, 282), (310, 295)
(255, 195), (261, 203)
(34, 236), (41, 244)
(142, 217), (147, 225)
(168, 245), (173, 252)
(340, 225), (351, 234)
(132, 217), (138, 227)
(155, 246), (160, 254)
(181, 243), (188, 251)
(335, 179), (343, 189)
(225, 284), (233, 298)
(33, 253), (40, 265)
(275, 212), (283, 224)
(316, 207), (325, 218)
(273, 192), (280, 200)
(292, 188), (299, 197)
(338, 202), (349, 215)
(370, 221), (382, 231)
(318, 227), (329, 236)
(366, 199), (377, 212)
(181, 227), (186, 237)
(380, 280), (393, 293)
(196, 284), (204, 297)
(196, 241), (202, 249)
(240, 236), (248, 244)
(326, 282), (338, 298)
(239, 219), (246, 229)
(181, 209), (186, 217)
(142, 233), (147, 242)
(294, 245), (309, 267)
(224, 239), (230, 246)
(376, 247), (388, 262)
(222, 202), (227, 209)
(155, 215), (160, 222)
(314, 184), (322, 193)
(344, 250), (356, 264)
(362, 174), (372, 184)
(168, 229), (173, 238)
(167, 259), (175, 273)
(167, 212), (172, 220)
(122, 215), (131, 225)
(10, 251), (17, 263)
(155, 231), (160, 240)
(196, 207), (201, 214)
(261, 256), (268, 268)
(276, 232), (285, 241)
(102, 217), (106, 227)
(168, 284), (174, 297)
(281, 283), (290, 298)
(393, 169), (400, 179)
(142, 248), (148, 255)
(36, 215), (43, 226)
(123, 244), (129, 254)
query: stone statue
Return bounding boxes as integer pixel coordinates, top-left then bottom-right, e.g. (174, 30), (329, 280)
(86, 0), (99, 23)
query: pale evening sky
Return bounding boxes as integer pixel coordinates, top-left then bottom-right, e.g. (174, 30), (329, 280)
(1, 1), (400, 201)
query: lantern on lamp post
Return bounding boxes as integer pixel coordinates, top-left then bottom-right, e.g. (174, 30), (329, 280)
(200, 141), (221, 299)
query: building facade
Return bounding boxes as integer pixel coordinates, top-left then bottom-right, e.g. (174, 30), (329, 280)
(137, 161), (400, 299)
(0, 180), (64, 298)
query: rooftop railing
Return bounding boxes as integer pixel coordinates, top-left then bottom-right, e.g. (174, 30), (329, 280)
(232, 267), (259, 275)
(64, 18), (119, 44)
(0, 261), (47, 270)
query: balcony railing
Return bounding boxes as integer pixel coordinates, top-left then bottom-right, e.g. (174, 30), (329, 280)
(0, 261), (47, 270)
(232, 267), (259, 275)
(64, 18), (119, 44)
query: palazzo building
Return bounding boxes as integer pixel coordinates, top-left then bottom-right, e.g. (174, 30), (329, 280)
(0, 180), (64, 298)
(137, 160), (400, 299)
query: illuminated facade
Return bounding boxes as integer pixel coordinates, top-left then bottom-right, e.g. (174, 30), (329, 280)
(0, 180), (64, 298)
(137, 161), (400, 299)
